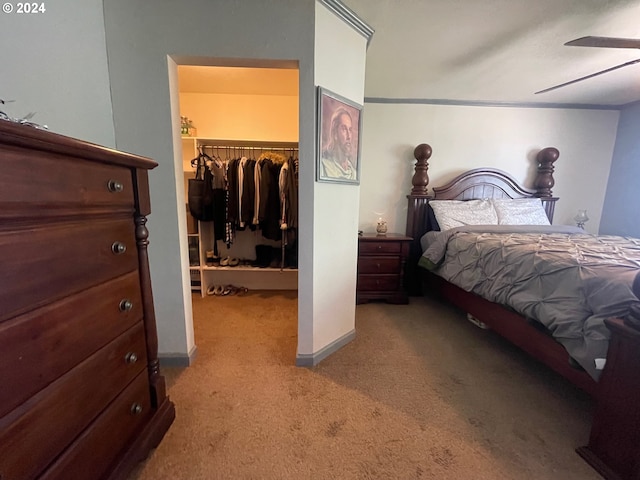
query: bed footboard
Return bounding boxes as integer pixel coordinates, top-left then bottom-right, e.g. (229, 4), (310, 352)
(577, 318), (640, 480)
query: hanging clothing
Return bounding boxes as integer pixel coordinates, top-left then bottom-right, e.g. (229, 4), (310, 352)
(280, 159), (298, 233)
(226, 158), (240, 228)
(209, 158), (227, 241)
(198, 145), (297, 249)
(259, 159), (282, 241)
(253, 157), (264, 226)
(237, 157), (247, 228)
(241, 158), (256, 229)
(224, 159), (235, 248)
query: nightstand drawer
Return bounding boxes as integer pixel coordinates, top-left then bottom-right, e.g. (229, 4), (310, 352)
(357, 274), (400, 292)
(358, 256), (401, 274)
(359, 241), (402, 255)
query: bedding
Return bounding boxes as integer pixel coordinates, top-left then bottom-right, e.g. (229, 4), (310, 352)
(429, 199), (497, 231)
(419, 224), (640, 380)
(492, 198), (550, 225)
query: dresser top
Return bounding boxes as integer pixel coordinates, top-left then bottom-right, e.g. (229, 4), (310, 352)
(0, 120), (157, 170)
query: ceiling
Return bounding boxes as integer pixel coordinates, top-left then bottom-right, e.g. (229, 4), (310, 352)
(343, 0), (640, 107)
(177, 2), (640, 107)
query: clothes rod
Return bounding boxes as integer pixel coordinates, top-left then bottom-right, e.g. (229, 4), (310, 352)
(201, 145), (298, 152)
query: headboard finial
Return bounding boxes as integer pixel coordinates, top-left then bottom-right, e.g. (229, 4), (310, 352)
(534, 147), (559, 197)
(411, 143), (432, 196)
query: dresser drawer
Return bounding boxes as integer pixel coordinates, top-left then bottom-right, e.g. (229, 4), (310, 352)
(40, 370), (152, 480)
(0, 323), (147, 480)
(0, 271), (143, 419)
(0, 144), (134, 214)
(0, 218), (138, 322)
(359, 240), (402, 255)
(358, 256), (401, 274)
(357, 274), (400, 292)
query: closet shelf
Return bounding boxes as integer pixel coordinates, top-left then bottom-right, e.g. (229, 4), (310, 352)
(202, 266), (297, 272)
(191, 138), (298, 149)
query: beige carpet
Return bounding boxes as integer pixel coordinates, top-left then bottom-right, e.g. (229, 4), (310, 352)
(128, 291), (601, 480)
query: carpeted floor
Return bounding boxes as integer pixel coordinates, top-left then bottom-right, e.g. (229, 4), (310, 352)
(128, 291), (601, 480)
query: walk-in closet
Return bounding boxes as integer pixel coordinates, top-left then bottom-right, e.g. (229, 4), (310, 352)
(178, 64), (299, 353)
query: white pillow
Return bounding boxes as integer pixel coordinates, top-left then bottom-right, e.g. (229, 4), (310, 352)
(492, 198), (550, 225)
(429, 199), (498, 231)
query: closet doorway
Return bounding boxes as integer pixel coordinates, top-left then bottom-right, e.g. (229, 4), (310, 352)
(174, 62), (300, 365)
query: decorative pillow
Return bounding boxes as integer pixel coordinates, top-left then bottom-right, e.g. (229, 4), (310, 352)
(427, 204), (441, 231)
(429, 199), (498, 231)
(492, 198), (550, 225)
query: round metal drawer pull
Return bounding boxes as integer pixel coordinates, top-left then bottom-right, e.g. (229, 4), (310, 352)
(107, 179), (124, 193)
(119, 299), (133, 312)
(130, 403), (143, 415)
(125, 352), (138, 364)
(111, 241), (127, 255)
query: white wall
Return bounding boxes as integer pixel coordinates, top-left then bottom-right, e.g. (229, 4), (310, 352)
(359, 103), (620, 235)
(102, 0), (317, 360)
(313, 3), (367, 352)
(600, 101), (640, 237)
(179, 92), (299, 142)
(0, 0), (114, 146)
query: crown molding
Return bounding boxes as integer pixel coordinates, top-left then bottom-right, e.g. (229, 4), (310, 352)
(364, 97), (622, 111)
(318, 0), (374, 46)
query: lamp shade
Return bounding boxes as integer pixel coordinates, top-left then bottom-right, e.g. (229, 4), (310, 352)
(574, 209), (589, 223)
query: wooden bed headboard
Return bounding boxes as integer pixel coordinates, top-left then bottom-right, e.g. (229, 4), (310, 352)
(404, 143), (559, 294)
(405, 143), (559, 242)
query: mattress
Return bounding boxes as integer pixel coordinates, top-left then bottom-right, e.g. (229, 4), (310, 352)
(419, 225), (640, 380)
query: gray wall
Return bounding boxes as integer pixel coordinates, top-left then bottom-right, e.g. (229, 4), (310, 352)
(600, 101), (640, 237)
(102, 0), (317, 358)
(0, 0), (114, 146)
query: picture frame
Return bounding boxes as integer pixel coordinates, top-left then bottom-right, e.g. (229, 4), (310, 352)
(316, 86), (363, 185)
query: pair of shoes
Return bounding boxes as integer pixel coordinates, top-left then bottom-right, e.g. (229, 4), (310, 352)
(222, 284), (249, 296)
(220, 256), (240, 267)
(206, 284), (248, 296)
(206, 285), (224, 296)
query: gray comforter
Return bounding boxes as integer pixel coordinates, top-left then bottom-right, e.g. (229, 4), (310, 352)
(419, 225), (640, 380)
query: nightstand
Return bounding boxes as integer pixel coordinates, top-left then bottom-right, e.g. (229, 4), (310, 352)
(357, 233), (412, 304)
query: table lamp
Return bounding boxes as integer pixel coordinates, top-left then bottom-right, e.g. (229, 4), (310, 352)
(574, 209), (589, 229)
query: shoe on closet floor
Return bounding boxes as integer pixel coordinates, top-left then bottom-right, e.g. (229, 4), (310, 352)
(206, 285), (225, 296)
(221, 284), (249, 296)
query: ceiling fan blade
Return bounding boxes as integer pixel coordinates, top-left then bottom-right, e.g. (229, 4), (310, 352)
(565, 36), (640, 49)
(535, 57), (640, 94)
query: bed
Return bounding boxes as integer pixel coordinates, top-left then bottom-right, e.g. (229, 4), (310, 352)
(405, 143), (640, 480)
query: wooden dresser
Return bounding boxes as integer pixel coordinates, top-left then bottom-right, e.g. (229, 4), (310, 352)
(357, 233), (412, 304)
(0, 121), (175, 480)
